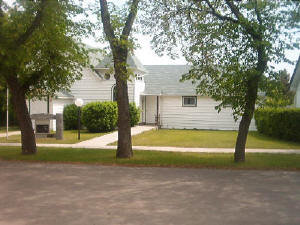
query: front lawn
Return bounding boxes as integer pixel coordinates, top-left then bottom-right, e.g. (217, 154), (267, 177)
(0, 130), (107, 144)
(127, 129), (300, 149)
(0, 146), (300, 170)
(0, 126), (19, 133)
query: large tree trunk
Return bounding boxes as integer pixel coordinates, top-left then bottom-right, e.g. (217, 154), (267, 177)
(114, 51), (133, 158)
(234, 77), (259, 162)
(234, 111), (253, 162)
(8, 80), (37, 155)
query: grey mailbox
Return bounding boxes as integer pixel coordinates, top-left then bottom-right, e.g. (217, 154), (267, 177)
(31, 113), (63, 140)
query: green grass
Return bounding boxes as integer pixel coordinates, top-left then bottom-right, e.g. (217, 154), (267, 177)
(124, 129), (300, 149)
(0, 130), (107, 144)
(0, 126), (19, 133)
(0, 146), (300, 170)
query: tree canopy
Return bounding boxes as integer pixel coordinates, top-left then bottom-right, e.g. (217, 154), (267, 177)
(0, 0), (90, 154)
(0, 0), (89, 99)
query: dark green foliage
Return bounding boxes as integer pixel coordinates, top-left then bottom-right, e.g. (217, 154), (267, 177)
(63, 104), (79, 130)
(255, 108), (300, 142)
(129, 102), (140, 127)
(259, 70), (295, 108)
(82, 102), (118, 132)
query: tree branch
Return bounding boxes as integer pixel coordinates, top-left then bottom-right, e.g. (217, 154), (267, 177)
(224, 0), (243, 21)
(202, 0), (238, 23)
(0, 0), (4, 18)
(225, 0), (260, 40)
(254, 0), (263, 27)
(99, 0), (116, 46)
(15, 0), (48, 47)
(122, 0), (140, 37)
(22, 70), (44, 90)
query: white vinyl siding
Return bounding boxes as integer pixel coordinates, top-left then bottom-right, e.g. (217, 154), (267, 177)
(52, 99), (73, 131)
(69, 68), (135, 104)
(158, 96), (256, 131)
(296, 84), (300, 107)
(145, 96), (157, 124)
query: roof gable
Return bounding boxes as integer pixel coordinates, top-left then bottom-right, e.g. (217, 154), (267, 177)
(290, 55), (300, 91)
(95, 54), (146, 73)
(143, 65), (196, 96)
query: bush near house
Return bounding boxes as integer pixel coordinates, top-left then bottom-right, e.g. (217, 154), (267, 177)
(81, 101), (141, 132)
(129, 102), (141, 127)
(63, 104), (79, 130)
(254, 108), (300, 142)
(82, 102), (118, 132)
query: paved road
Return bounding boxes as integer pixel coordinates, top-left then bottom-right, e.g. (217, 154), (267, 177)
(0, 161), (299, 225)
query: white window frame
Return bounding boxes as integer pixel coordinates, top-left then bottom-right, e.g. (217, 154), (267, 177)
(182, 96), (197, 107)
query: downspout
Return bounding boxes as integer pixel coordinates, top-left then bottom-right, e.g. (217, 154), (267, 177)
(156, 95), (160, 128)
(28, 97), (31, 115)
(47, 95), (50, 114)
(144, 95), (147, 124)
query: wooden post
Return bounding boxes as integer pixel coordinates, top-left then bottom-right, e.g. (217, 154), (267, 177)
(56, 113), (63, 140)
(6, 87), (9, 140)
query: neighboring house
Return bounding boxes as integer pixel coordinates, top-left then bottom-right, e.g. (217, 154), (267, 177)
(141, 65), (256, 130)
(29, 53), (256, 131)
(290, 56), (300, 107)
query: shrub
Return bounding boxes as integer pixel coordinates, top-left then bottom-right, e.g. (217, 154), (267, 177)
(254, 108), (300, 142)
(63, 104), (79, 130)
(82, 101), (118, 132)
(129, 102), (141, 127)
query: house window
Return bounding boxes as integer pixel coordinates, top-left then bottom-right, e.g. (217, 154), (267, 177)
(135, 74), (143, 81)
(104, 73), (111, 80)
(112, 85), (117, 102)
(182, 96), (197, 107)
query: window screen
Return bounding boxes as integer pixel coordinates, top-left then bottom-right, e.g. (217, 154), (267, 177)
(182, 96), (197, 107)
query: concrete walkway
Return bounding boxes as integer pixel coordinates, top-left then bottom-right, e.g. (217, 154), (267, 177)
(0, 131), (20, 138)
(75, 125), (156, 147)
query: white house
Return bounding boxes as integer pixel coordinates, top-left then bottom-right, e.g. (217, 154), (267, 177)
(29, 54), (146, 130)
(290, 56), (300, 107)
(29, 53), (256, 131)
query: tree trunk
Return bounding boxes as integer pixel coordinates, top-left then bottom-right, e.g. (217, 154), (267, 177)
(234, 111), (252, 162)
(8, 80), (37, 155)
(114, 52), (133, 158)
(234, 77), (259, 162)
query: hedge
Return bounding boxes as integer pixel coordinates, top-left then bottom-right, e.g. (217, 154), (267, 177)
(81, 101), (141, 133)
(82, 102), (118, 133)
(254, 108), (300, 142)
(63, 104), (79, 130)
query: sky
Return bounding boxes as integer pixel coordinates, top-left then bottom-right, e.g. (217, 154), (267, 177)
(84, 32), (299, 76)
(80, 0), (299, 76)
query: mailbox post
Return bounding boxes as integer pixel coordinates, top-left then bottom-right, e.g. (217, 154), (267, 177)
(75, 98), (84, 140)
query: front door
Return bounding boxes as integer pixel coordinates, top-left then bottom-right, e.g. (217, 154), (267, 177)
(145, 95), (157, 124)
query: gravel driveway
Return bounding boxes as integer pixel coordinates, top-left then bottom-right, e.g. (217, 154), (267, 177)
(0, 161), (299, 225)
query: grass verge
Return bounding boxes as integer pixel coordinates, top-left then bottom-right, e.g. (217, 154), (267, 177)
(0, 130), (107, 144)
(0, 126), (19, 133)
(0, 146), (300, 170)
(123, 129), (300, 149)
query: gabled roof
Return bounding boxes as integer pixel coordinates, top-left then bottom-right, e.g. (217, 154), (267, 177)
(95, 54), (146, 73)
(290, 55), (300, 91)
(143, 65), (197, 96)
